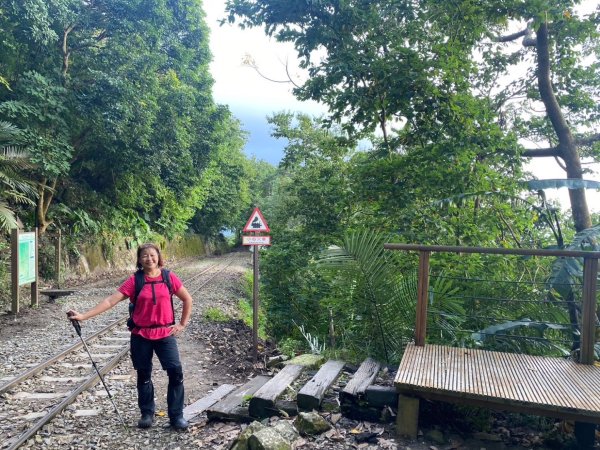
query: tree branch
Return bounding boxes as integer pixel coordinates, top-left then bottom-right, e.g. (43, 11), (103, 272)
(494, 28), (528, 42)
(576, 133), (600, 147)
(522, 147), (560, 157)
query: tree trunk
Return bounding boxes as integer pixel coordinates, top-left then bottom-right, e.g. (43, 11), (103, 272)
(36, 178), (56, 234)
(536, 23), (591, 232)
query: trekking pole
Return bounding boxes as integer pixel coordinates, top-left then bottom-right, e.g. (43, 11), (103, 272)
(67, 312), (128, 430)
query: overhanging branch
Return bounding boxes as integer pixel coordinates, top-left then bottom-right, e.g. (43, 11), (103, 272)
(522, 147), (560, 158)
(576, 133), (600, 147)
(493, 28), (528, 42)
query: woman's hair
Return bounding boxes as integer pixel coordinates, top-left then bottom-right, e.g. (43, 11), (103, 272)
(136, 243), (165, 270)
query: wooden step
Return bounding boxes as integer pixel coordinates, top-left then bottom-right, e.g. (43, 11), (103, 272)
(340, 357), (380, 401)
(249, 364), (304, 419)
(365, 385), (398, 408)
(206, 376), (270, 422)
(297, 360), (345, 411)
(183, 384), (236, 421)
(340, 357), (382, 421)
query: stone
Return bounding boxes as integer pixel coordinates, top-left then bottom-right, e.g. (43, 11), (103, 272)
(230, 421), (266, 450)
(248, 428), (292, 450)
(294, 411), (332, 436)
(425, 429), (445, 445)
(271, 420), (298, 441)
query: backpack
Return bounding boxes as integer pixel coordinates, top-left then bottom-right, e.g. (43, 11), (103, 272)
(127, 268), (175, 331)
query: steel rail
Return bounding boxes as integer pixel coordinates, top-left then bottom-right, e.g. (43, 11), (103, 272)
(187, 255), (236, 297)
(0, 317), (127, 395)
(0, 258), (229, 395)
(4, 346), (130, 450)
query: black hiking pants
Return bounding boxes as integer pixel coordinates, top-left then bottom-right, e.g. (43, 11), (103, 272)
(130, 333), (185, 420)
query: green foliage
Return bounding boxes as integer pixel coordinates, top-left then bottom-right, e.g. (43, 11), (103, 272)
(278, 337), (306, 358)
(204, 307), (231, 322)
(0, 121), (36, 231)
(0, 0), (250, 240)
(317, 230), (416, 364)
(472, 319), (570, 356)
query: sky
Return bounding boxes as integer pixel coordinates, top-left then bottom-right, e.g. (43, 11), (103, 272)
(203, 3), (326, 165)
(202, 2), (599, 211)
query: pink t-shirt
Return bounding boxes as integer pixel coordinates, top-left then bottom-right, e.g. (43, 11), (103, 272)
(119, 271), (183, 340)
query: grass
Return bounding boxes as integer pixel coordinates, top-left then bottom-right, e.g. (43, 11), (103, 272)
(204, 306), (231, 322)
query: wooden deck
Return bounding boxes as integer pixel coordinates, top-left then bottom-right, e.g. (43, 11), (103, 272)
(395, 343), (600, 424)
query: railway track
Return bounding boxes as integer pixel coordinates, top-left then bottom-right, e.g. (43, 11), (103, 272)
(0, 255), (237, 450)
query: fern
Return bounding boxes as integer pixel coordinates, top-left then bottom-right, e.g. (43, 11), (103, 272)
(318, 230), (416, 363)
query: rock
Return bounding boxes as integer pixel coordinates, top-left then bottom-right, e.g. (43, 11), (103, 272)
(294, 411), (332, 436)
(230, 421), (267, 450)
(248, 428), (292, 450)
(284, 354), (325, 369)
(271, 420), (298, 441)
(425, 429), (445, 445)
(473, 431), (502, 442)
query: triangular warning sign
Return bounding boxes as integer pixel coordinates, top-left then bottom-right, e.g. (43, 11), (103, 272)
(243, 208), (270, 233)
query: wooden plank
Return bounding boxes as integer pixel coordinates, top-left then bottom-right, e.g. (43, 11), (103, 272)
(383, 243), (600, 259)
(207, 375), (270, 422)
(297, 360), (345, 411)
(415, 251), (430, 346)
(248, 365), (304, 418)
(183, 384), (236, 421)
(394, 344), (600, 423)
(581, 257), (598, 364)
(341, 357), (381, 400)
(365, 385), (398, 408)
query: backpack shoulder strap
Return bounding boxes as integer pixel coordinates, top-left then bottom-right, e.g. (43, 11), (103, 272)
(133, 270), (146, 304)
(161, 268), (176, 326)
(161, 269), (173, 294)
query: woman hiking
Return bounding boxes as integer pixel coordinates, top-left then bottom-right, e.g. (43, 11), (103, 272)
(67, 243), (193, 430)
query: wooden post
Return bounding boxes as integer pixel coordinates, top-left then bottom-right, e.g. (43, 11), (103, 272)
(11, 228), (19, 314)
(415, 251), (430, 346)
(396, 394), (419, 439)
(253, 239), (260, 363)
(31, 228), (38, 307)
(580, 257), (598, 365)
(55, 229), (62, 288)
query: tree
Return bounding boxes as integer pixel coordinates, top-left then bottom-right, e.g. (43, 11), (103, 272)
(0, 121), (37, 231)
(257, 113), (356, 338)
(225, 0), (600, 234)
(0, 0), (236, 236)
(493, 9), (600, 232)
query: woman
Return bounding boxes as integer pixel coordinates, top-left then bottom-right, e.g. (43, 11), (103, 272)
(67, 243), (193, 430)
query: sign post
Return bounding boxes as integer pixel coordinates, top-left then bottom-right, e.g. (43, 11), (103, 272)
(11, 228), (39, 314)
(242, 208), (271, 363)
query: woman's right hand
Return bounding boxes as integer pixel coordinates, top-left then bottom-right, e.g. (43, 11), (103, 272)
(67, 310), (84, 322)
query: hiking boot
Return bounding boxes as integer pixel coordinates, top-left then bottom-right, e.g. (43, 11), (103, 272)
(137, 414), (154, 428)
(170, 417), (189, 430)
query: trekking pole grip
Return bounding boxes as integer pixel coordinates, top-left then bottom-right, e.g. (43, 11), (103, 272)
(67, 311), (82, 337)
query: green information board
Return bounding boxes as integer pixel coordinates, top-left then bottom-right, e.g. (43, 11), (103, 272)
(18, 232), (36, 285)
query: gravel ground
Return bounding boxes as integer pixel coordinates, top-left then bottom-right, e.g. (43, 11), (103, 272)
(0, 251), (589, 450)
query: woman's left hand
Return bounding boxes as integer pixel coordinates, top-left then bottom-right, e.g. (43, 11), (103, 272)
(170, 323), (186, 336)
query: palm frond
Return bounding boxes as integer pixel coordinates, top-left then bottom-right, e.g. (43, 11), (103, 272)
(0, 201), (18, 231)
(318, 230), (415, 363)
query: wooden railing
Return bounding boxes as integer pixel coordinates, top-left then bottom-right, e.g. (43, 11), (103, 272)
(384, 244), (600, 365)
